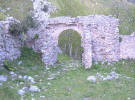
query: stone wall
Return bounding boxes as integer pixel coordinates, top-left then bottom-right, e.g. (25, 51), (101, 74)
(26, 15), (120, 68)
(0, 0), (121, 68)
(91, 16), (120, 62)
(120, 32), (135, 59)
(32, 0), (56, 22)
(0, 0), (134, 69)
(0, 17), (22, 66)
(0, 15), (120, 68)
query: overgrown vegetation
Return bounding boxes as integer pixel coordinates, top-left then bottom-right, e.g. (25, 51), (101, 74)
(0, 0), (33, 21)
(58, 29), (83, 60)
(0, 47), (135, 100)
(3, 59), (15, 71)
(9, 15), (37, 36)
(0, 12), (6, 20)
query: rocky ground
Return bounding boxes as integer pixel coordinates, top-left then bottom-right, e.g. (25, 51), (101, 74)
(0, 50), (135, 100)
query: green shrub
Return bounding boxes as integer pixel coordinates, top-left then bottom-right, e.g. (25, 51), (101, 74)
(8, 22), (22, 36)
(9, 15), (37, 36)
(3, 59), (15, 71)
(0, 12), (6, 21)
(22, 15), (37, 29)
(34, 34), (39, 39)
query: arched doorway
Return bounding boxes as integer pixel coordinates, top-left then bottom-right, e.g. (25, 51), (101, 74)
(58, 29), (83, 60)
(41, 23), (92, 69)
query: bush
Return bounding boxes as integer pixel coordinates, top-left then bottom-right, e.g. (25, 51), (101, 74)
(21, 15), (37, 29)
(3, 59), (15, 71)
(8, 22), (22, 36)
(9, 15), (37, 36)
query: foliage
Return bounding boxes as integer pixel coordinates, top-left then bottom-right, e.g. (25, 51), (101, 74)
(3, 59), (15, 71)
(49, 0), (100, 17)
(109, 0), (135, 34)
(34, 34), (39, 40)
(21, 15), (37, 30)
(8, 22), (22, 36)
(9, 15), (37, 36)
(57, 54), (72, 62)
(0, 0), (33, 21)
(20, 46), (43, 66)
(58, 29), (83, 60)
(0, 12), (6, 21)
(0, 52), (135, 100)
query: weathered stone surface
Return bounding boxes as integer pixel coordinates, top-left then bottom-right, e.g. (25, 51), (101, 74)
(29, 85), (40, 92)
(0, 17), (22, 66)
(32, 0), (56, 22)
(26, 15), (120, 68)
(87, 76), (96, 83)
(1, 0), (134, 69)
(120, 32), (135, 59)
(0, 15), (121, 69)
(0, 75), (7, 82)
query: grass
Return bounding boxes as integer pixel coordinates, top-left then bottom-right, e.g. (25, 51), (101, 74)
(0, 0), (135, 99)
(0, 47), (135, 100)
(0, 0), (33, 21)
(0, 12), (6, 20)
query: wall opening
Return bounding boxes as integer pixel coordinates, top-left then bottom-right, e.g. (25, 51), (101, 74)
(58, 29), (83, 60)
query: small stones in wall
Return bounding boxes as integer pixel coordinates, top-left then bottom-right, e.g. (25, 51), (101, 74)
(31, 15), (120, 68)
(0, 17), (22, 66)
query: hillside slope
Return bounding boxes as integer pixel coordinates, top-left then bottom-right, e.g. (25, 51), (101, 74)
(0, 0), (33, 21)
(0, 0), (135, 34)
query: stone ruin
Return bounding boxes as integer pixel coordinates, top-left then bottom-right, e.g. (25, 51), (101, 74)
(120, 32), (135, 59)
(0, 17), (22, 66)
(0, 0), (135, 68)
(26, 15), (120, 68)
(32, 0), (56, 22)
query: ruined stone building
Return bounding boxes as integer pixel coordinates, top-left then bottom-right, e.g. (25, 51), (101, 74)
(0, 0), (135, 68)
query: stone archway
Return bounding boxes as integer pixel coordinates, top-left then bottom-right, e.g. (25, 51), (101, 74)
(41, 23), (92, 69)
(28, 15), (120, 69)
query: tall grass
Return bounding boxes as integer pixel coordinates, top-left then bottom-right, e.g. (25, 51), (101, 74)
(0, 0), (33, 21)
